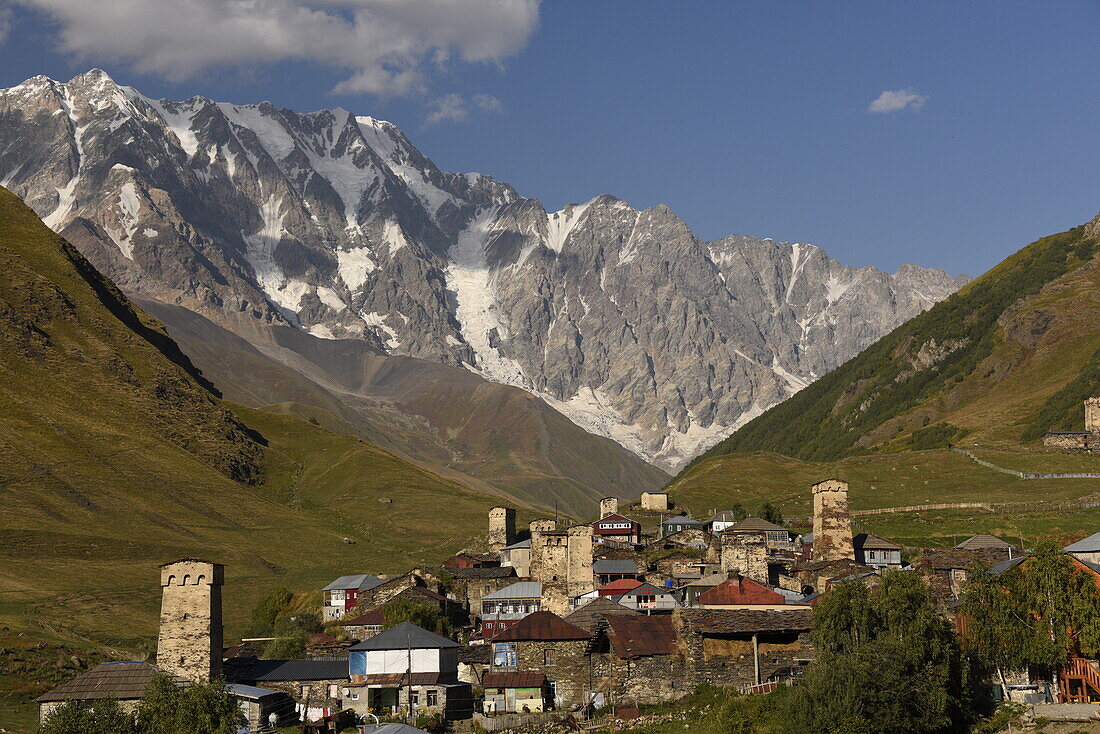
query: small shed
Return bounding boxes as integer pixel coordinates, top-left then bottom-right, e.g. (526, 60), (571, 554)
(226, 683), (295, 728)
(35, 661), (188, 723)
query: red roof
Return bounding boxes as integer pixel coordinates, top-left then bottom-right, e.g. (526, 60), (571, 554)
(697, 577), (785, 606)
(597, 578), (645, 596)
(340, 609), (384, 626)
(492, 611), (590, 641)
(483, 671), (546, 688)
(606, 616), (677, 659)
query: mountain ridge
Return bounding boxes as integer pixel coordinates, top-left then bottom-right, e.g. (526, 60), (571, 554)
(0, 69), (967, 471)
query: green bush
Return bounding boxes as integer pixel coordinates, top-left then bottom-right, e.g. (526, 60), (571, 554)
(37, 699), (136, 734)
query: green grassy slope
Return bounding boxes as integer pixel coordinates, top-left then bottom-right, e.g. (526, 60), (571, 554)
(683, 213), (1100, 467)
(0, 188), (507, 727)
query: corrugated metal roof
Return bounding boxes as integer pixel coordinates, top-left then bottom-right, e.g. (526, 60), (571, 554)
(726, 517), (789, 533)
(592, 559), (638, 575)
(358, 673), (443, 686)
(697, 577), (785, 606)
(234, 658), (349, 682)
(1065, 532), (1100, 553)
(349, 622), (459, 651)
(226, 683), (285, 699)
(956, 534), (1015, 550)
(36, 662), (188, 702)
(483, 671), (546, 688)
(323, 574), (385, 592)
(606, 616), (677, 658)
(492, 611), (590, 641)
(482, 581), (542, 600)
(853, 533), (902, 551)
(661, 516), (703, 526)
(340, 609), (385, 626)
(501, 539), (531, 550)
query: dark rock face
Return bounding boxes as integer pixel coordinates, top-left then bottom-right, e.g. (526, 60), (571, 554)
(0, 71), (968, 471)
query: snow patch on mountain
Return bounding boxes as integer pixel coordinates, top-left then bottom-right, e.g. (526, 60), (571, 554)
(545, 200), (593, 253)
(104, 181), (141, 259)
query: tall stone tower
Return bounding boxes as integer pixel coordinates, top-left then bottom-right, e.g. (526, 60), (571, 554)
(1086, 397), (1100, 433)
(488, 507), (517, 552)
(566, 525), (595, 598)
(720, 533), (768, 584)
(599, 497), (619, 518)
(812, 480), (854, 562)
(156, 559), (223, 683)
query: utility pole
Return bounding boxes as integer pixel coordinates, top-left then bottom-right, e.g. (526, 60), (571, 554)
(406, 632), (413, 724)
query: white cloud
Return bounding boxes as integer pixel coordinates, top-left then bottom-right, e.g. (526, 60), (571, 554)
(868, 88), (928, 114)
(423, 92), (503, 126)
(14, 0), (541, 97)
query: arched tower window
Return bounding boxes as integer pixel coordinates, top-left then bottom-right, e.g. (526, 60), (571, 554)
(197, 575), (206, 585)
(166, 575), (176, 586)
(183, 574), (191, 585)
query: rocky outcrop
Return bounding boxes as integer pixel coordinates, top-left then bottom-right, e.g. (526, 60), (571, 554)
(0, 71), (968, 471)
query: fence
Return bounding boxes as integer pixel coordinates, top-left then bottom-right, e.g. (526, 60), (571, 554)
(950, 448), (1100, 479)
(471, 710), (567, 732)
(852, 502), (992, 517)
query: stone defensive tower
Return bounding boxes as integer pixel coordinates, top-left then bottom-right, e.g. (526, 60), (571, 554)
(528, 520), (593, 614)
(720, 533), (768, 585)
(812, 480), (854, 562)
(599, 497), (619, 518)
(1086, 397), (1100, 433)
(488, 506), (517, 552)
(156, 559), (223, 683)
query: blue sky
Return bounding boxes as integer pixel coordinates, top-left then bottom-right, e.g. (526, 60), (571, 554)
(2, 1), (1098, 276)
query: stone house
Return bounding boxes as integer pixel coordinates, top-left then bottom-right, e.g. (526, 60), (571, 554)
(564, 597), (638, 634)
(674, 608), (814, 688)
(226, 683), (296, 729)
(442, 553), (499, 569)
(648, 550), (709, 588)
(1065, 532), (1100, 565)
(488, 611), (591, 710)
(677, 572), (730, 607)
(640, 491), (669, 512)
(610, 582), (680, 613)
(724, 517), (799, 548)
(593, 558), (640, 585)
(346, 622), (473, 721)
(339, 609), (385, 641)
(457, 645), (490, 686)
(35, 661), (188, 722)
(1043, 398), (1099, 450)
(445, 565), (518, 616)
(322, 573), (385, 621)
(528, 520), (595, 615)
(660, 516), (706, 537)
(956, 534), (1017, 552)
(784, 558), (873, 595)
(498, 539), (532, 577)
(914, 548), (1010, 604)
(853, 533), (904, 569)
(597, 615), (690, 706)
(226, 657), (349, 722)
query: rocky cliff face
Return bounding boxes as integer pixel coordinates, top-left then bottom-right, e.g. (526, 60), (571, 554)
(0, 71), (968, 471)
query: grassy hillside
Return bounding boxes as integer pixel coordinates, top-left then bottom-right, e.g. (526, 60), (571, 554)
(684, 214), (1100, 466)
(0, 188), (510, 728)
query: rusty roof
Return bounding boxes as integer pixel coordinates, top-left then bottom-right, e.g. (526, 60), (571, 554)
(605, 616), (677, 659)
(917, 547), (1009, 570)
(697, 577), (785, 606)
(340, 609), (385, 626)
(564, 597), (638, 633)
(483, 671), (546, 688)
(492, 611), (590, 641)
(597, 578), (645, 595)
(36, 662), (188, 702)
(358, 672), (443, 687)
(679, 609), (813, 635)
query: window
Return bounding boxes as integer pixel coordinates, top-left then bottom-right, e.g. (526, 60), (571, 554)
(426, 690), (438, 707)
(636, 594), (656, 608)
(328, 684), (339, 698)
(544, 648), (556, 666)
(409, 691), (419, 706)
(350, 693), (359, 701)
(493, 642), (518, 668)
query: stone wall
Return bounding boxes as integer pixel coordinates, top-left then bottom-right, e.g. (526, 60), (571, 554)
(640, 492), (669, 512)
(1086, 397), (1100, 433)
(603, 653), (690, 706)
(600, 498), (619, 517)
(529, 521), (594, 613)
(812, 480), (854, 562)
(719, 534), (768, 584)
(516, 639), (590, 708)
(1044, 433), (1092, 450)
(156, 559), (223, 683)
(674, 614), (813, 688)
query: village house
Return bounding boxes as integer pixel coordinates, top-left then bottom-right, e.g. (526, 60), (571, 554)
(914, 548), (1011, 604)
(457, 645), (491, 686)
(597, 615), (689, 706)
(443, 565), (518, 616)
(661, 515), (705, 537)
(1065, 531), (1100, 565)
(696, 575), (804, 610)
(322, 574), (385, 621)
(706, 510), (742, 534)
(499, 538), (532, 577)
(607, 581), (680, 613)
(442, 552), (499, 569)
(677, 572), (731, 607)
(593, 558), (641, 585)
(955, 533), (1017, 553)
(346, 622), (473, 721)
(782, 557), (874, 595)
(853, 533), (904, 569)
(480, 581), (542, 639)
(339, 609), (385, 641)
(674, 608), (814, 688)
(593, 513), (642, 544)
(648, 550), (710, 589)
(724, 517), (799, 549)
(640, 491), (669, 512)
(226, 657), (350, 722)
(35, 662), (190, 722)
(1043, 397), (1100, 451)
(488, 611), (591, 711)
(564, 597), (638, 634)
(226, 683), (297, 730)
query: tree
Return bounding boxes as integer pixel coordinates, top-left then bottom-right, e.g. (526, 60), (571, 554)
(37, 699), (136, 734)
(960, 539), (1100, 677)
(383, 597), (453, 637)
(729, 503), (747, 523)
(759, 502), (783, 526)
(783, 572), (973, 734)
(136, 673), (241, 734)
(247, 585), (293, 637)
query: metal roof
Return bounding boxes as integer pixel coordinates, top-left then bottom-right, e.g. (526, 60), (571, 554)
(36, 661), (188, 703)
(483, 671), (546, 688)
(592, 559), (638, 575)
(853, 533), (902, 551)
(445, 566), (517, 580)
(492, 611), (590, 641)
(323, 574), (385, 592)
(226, 683), (285, 699)
(501, 539), (531, 550)
(349, 622), (459, 651)
(233, 658), (349, 682)
(697, 577), (785, 606)
(606, 616), (677, 658)
(482, 581), (542, 600)
(340, 609), (385, 627)
(1064, 531), (1100, 553)
(725, 517), (789, 533)
(661, 516), (703, 526)
(564, 598), (638, 633)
